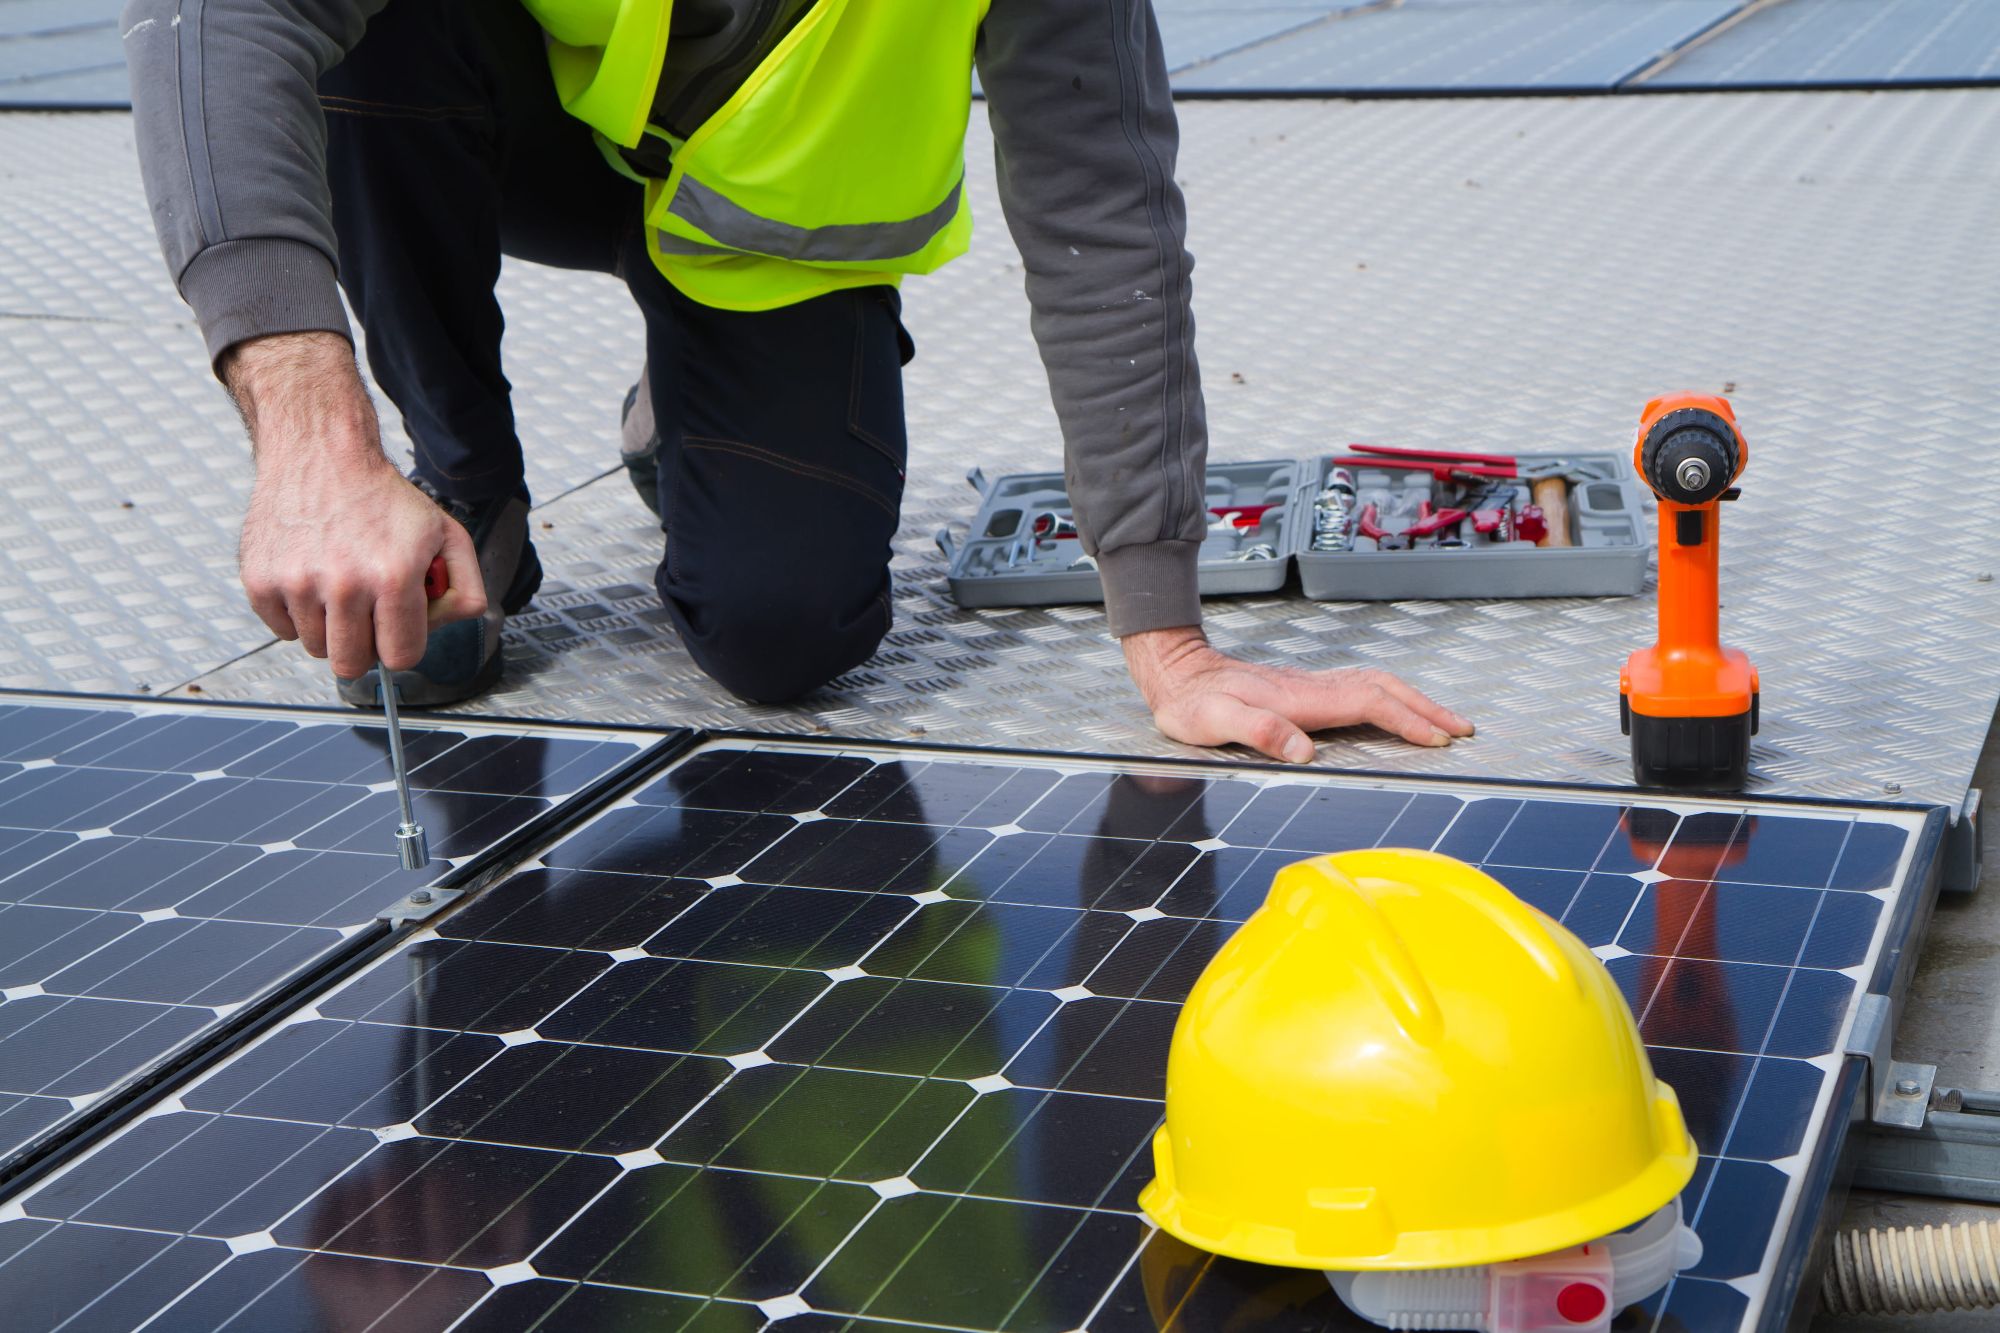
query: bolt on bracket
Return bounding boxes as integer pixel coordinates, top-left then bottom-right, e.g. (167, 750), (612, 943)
(377, 885), (462, 926)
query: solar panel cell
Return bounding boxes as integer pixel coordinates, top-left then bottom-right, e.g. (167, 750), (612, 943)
(537, 1165), (876, 1299)
(453, 1278), (761, 1332)
(439, 868), (705, 951)
(25, 1112), (375, 1236)
(166, 1247), (489, 1331)
(663, 1064), (971, 1179)
(184, 1020), (502, 1129)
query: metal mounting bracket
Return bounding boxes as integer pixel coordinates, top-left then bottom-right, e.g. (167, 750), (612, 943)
(1854, 1088), (2000, 1204)
(1844, 992), (1937, 1130)
(1943, 788), (1983, 894)
(377, 885), (463, 927)
(1840, 994), (2000, 1202)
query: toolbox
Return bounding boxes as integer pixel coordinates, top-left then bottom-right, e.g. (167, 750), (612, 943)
(937, 460), (1302, 609)
(939, 449), (1650, 608)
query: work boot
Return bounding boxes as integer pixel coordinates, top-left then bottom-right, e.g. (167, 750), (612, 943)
(621, 368), (663, 519)
(334, 479), (543, 708)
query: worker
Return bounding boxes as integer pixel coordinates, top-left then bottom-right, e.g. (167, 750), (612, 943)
(122, 0), (1473, 763)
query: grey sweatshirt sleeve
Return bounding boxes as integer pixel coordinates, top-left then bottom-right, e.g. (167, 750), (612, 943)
(122, 0), (385, 369)
(976, 0), (1208, 638)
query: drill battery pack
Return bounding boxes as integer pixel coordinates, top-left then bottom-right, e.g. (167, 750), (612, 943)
(1622, 695), (1759, 791)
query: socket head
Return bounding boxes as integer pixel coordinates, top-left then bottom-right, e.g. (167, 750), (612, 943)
(395, 823), (430, 871)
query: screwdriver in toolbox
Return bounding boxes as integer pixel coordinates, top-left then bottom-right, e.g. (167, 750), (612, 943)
(375, 555), (449, 871)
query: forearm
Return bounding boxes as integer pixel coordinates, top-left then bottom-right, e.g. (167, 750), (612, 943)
(123, 0), (384, 370)
(224, 332), (389, 477)
(977, 0), (1208, 637)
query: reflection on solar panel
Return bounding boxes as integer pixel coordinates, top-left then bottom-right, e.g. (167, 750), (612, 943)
(0, 698), (657, 1174)
(0, 739), (1933, 1331)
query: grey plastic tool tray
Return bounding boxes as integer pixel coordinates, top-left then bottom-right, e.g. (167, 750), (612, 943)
(1297, 451), (1651, 601)
(940, 451), (1649, 608)
(937, 460), (1300, 609)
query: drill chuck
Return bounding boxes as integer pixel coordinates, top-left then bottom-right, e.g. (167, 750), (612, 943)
(1640, 408), (1738, 505)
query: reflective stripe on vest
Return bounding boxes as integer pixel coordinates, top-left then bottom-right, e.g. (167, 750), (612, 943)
(663, 173), (964, 264)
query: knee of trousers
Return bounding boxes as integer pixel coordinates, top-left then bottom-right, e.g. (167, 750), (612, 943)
(666, 576), (892, 705)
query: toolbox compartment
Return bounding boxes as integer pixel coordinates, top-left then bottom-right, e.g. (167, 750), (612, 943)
(938, 450), (1649, 609)
(938, 460), (1299, 609)
(1292, 450), (1650, 601)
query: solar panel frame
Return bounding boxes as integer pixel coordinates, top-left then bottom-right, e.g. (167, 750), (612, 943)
(0, 732), (1948, 1331)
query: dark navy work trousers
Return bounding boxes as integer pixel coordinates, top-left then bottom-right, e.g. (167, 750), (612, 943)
(319, 0), (911, 703)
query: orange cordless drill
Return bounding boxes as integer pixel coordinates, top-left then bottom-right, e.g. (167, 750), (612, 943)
(1619, 394), (1758, 789)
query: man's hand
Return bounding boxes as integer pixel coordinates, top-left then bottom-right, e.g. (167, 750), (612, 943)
(224, 332), (486, 679)
(1124, 625), (1474, 763)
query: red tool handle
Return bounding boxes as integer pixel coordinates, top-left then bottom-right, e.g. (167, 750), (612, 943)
(1355, 504), (1390, 542)
(1404, 507), (1470, 539)
(423, 556), (448, 601)
(1330, 456), (1517, 480)
(1348, 443), (1517, 467)
(1209, 503), (1277, 528)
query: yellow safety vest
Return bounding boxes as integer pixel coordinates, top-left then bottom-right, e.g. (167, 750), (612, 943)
(519, 0), (988, 310)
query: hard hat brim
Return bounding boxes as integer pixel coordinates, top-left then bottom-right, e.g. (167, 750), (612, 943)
(1139, 1084), (1699, 1272)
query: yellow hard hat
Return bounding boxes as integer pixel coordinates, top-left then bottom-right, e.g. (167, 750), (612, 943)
(1140, 848), (1695, 1273)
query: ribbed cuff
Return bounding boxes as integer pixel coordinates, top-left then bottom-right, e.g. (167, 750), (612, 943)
(1098, 539), (1203, 637)
(180, 238), (352, 376)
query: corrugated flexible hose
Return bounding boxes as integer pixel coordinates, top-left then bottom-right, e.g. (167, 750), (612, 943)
(1821, 1220), (2000, 1316)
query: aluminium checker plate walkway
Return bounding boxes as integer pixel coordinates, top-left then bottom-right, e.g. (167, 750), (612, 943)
(0, 693), (672, 1180)
(0, 737), (1946, 1332)
(3, 96), (1998, 808)
(136, 91), (2000, 813)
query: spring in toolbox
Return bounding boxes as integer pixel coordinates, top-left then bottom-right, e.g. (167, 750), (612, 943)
(1310, 468), (1357, 552)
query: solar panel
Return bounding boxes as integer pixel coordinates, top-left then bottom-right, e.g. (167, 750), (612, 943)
(0, 0), (124, 107)
(1150, 4), (1355, 75)
(1172, 0), (1746, 93)
(0, 697), (661, 1175)
(0, 739), (1933, 1331)
(1644, 0), (2000, 87)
